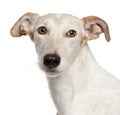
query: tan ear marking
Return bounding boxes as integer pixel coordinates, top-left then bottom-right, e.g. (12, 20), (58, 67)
(82, 16), (111, 42)
(10, 12), (39, 41)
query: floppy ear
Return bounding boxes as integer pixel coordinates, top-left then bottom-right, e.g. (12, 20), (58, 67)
(10, 12), (39, 41)
(81, 16), (111, 43)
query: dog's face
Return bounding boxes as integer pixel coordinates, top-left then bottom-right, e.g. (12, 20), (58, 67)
(34, 14), (84, 76)
(11, 13), (110, 77)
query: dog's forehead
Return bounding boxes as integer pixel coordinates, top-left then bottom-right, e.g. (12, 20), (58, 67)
(36, 13), (82, 26)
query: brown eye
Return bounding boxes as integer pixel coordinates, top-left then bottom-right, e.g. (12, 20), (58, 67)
(37, 26), (47, 35)
(66, 30), (76, 37)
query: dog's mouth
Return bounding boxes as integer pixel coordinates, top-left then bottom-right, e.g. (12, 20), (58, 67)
(46, 68), (58, 73)
(44, 68), (61, 77)
(38, 61), (61, 77)
(46, 68), (56, 72)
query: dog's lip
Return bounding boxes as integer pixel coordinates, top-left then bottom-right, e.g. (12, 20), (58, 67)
(49, 68), (55, 71)
(46, 68), (57, 73)
(45, 68), (60, 75)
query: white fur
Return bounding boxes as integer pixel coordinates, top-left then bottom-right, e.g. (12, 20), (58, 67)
(11, 13), (120, 115)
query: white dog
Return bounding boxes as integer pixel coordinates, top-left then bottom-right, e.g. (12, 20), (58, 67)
(11, 12), (120, 115)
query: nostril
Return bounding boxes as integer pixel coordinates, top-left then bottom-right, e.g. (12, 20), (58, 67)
(44, 54), (60, 69)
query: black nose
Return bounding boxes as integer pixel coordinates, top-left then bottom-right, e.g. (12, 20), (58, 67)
(44, 54), (60, 69)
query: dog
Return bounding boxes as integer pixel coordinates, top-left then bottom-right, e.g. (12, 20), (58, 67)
(10, 12), (120, 115)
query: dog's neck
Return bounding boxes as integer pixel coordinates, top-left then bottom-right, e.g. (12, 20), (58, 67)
(47, 44), (105, 115)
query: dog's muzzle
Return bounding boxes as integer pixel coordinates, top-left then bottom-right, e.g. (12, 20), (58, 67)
(43, 54), (60, 69)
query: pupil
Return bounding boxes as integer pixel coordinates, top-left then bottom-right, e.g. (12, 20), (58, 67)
(41, 27), (46, 32)
(70, 31), (74, 34)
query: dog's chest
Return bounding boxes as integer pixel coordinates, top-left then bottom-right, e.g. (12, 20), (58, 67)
(48, 76), (120, 115)
(47, 76), (98, 115)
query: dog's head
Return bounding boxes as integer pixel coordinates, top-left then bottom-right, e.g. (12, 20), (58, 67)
(11, 12), (110, 77)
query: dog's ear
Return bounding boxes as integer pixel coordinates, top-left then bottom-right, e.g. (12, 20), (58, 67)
(81, 16), (111, 43)
(10, 12), (39, 41)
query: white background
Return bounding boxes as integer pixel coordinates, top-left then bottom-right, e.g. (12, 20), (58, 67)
(0, 0), (120, 115)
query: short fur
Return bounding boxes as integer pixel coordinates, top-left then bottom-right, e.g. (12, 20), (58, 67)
(11, 12), (120, 115)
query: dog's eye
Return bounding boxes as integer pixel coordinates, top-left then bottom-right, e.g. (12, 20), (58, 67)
(66, 30), (76, 37)
(37, 26), (47, 35)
